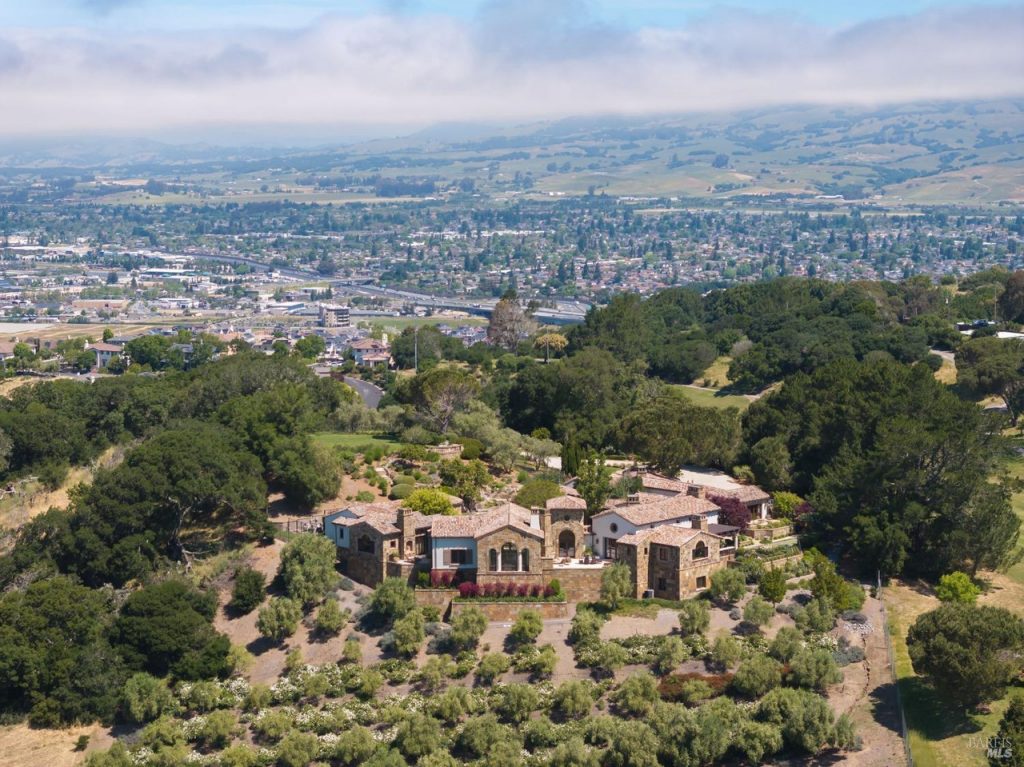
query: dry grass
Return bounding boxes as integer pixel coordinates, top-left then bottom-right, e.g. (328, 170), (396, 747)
(0, 722), (110, 767)
(933, 358), (957, 385)
(0, 446), (123, 531)
(700, 356), (733, 388)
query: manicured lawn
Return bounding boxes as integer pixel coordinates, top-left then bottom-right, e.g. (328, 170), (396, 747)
(672, 384), (752, 411)
(312, 433), (400, 452)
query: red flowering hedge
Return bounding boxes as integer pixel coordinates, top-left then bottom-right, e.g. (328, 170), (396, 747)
(453, 580), (563, 602)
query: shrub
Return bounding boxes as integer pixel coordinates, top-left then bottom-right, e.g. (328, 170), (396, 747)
(514, 479), (562, 509)
(732, 653), (783, 698)
(553, 680), (596, 719)
(570, 607), (606, 645)
(711, 635), (742, 670)
(795, 597), (835, 633)
(394, 712), (442, 760)
(743, 596), (775, 628)
(389, 483), (415, 500)
(342, 637), (362, 665)
(772, 491), (803, 518)
(678, 599), (711, 636)
(509, 609), (543, 645)
(758, 568), (788, 604)
(229, 567), (266, 614)
(277, 730), (319, 767)
(476, 653), (510, 685)
(369, 578), (416, 623)
(788, 647), (843, 691)
(391, 609), (425, 657)
(256, 597), (302, 642)
(658, 672), (733, 702)
(333, 726), (377, 766)
(403, 487), (455, 515)
(278, 533), (338, 606)
(315, 598), (345, 635)
(494, 683), (540, 723)
(709, 568), (747, 604)
(768, 626), (803, 663)
(449, 606), (488, 650)
(935, 571), (981, 603)
(612, 672), (660, 717)
(600, 563), (632, 609)
(455, 437), (484, 460)
(654, 636), (688, 675)
(121, 673), (175, 723)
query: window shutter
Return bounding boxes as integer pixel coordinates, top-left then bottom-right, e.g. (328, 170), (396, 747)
(443, 549), (451, 566)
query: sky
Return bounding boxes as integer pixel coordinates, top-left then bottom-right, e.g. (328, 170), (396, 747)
(0, 0), (1021, 144)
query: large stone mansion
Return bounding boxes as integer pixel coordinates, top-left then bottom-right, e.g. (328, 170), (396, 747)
(322, 467), (773, 603)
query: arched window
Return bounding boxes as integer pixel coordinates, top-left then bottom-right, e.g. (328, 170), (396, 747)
(357, 534), (375, 554)
(521, 548), (530, 571)
(489, 548), (498, 572)
(501, 543), (518, 572)
(610, 523), (619, 533)
(692, 541), (708, 560)
(558, 530), (576, 558)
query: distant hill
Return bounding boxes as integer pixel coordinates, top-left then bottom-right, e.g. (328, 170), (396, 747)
(1, 100), (1021, 205)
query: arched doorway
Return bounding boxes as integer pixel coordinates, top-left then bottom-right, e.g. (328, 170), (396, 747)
(500, 543), (519, 571)
(558, 530), (576, 558)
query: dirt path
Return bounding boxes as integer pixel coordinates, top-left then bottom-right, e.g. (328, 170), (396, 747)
(830, 593), (908, 767)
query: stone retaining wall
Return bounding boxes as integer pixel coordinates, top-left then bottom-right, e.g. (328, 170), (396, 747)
(449, 600), (571, 621)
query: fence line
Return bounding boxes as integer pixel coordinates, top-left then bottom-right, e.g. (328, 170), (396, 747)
(270, 515), (327, 535)
(878, 570), (915, 767)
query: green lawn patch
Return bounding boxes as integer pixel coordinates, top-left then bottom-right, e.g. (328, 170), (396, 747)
(671, 385), (751, 411)
(312, 433), (400, 452)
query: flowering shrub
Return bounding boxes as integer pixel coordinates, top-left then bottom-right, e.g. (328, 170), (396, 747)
(451, 580), (564, 602)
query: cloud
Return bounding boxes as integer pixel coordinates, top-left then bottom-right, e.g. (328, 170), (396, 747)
(0, 3), (1022, 139)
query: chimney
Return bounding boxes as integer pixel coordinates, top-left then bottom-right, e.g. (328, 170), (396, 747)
(698, 515), (708, 532)
(627, 493), (640, 505)
(398, 507), (416, 557)
(686, 485), (705, 499)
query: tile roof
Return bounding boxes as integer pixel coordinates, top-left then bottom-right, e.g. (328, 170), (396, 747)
(712, 485), (772, 504)
(616, 526), (705, 548)
(546, 494), (587, 511)
(328, 501), (429, 536)
(430, 502), (543, 540)
(594, 493), (720, 526)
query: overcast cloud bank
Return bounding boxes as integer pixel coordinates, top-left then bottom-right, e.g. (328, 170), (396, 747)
(0, 1), (1021, 139)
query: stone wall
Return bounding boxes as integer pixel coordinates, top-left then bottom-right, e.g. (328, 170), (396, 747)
(547, 564), (606, 602)
(757, 553), (803, 572)
(339, 548), (386, 587)
(750, 524), (793, 541)
(449, 600), (570, 621)
(414, 589), (456, 617)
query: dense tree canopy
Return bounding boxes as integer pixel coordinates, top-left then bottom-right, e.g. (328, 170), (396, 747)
(744, 358), (1016, 577)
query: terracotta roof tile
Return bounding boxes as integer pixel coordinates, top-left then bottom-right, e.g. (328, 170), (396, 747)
(430, 502), (543, 540)
(594, 494), (720, 526)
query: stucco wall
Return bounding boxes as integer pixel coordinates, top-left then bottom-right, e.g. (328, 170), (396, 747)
(431, 537), (477, 570)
